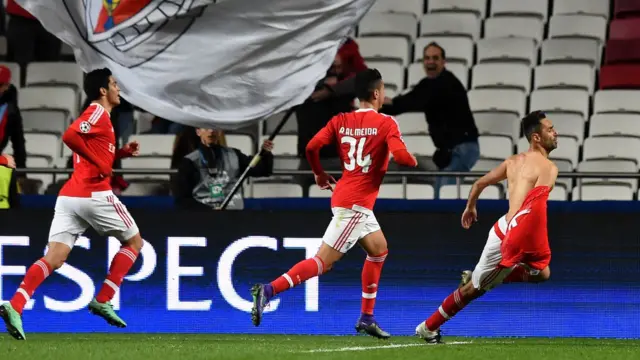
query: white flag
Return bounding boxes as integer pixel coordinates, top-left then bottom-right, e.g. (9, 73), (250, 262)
(16, 0), (375, 129)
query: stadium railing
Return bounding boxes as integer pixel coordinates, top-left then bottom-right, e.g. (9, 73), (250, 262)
(13, 167), (640, 200)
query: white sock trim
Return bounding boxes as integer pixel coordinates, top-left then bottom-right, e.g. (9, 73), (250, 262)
(362, 291), (377, 299)
(16, 288), (30, 302)
(438, 305), (450, 319)
(35, 260), (50, 278)
(104, 279), (119, 292)
(282, 273), (294, 288)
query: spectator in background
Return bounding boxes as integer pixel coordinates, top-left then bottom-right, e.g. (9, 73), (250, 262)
(114, 98), (135, 143)
(0, 65), (26, 172)
(381, 42), (479, 194)
(5, 0), (61, 85)
(148, 116), (183, 134)
(174, 128), (273, 210)
(0, 153), (19, 209)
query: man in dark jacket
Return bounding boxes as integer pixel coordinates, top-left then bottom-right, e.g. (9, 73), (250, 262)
(381, 42), (479, 192)
(174, 128), (274, 210)
(0, 65), (26, 172)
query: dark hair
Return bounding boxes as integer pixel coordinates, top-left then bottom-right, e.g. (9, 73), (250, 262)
(355, 68), (383, 101)
(84, 68), (112, 101)
(423, 42), (446, 59)
(522, 110), (547, 142)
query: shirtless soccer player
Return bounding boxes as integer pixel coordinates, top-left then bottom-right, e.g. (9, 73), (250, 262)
(416, 110), (559, 343)
(251, 69), (418, 339)
(0, 68), (144, 340)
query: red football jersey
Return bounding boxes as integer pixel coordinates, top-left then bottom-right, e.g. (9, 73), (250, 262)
(59, 103), (116, 197)
(311, 108), (409, 210)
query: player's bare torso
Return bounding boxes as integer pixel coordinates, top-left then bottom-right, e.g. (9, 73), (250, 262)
(504, 151), (558, 223)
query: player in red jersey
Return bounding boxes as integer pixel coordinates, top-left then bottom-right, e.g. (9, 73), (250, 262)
(251, 69), (418, 338)
(415, 111), (558, 343)
(0, 68), (144, 340)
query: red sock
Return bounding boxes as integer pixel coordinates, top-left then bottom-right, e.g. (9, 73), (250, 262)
(270, 256), (325, 295)
(10, 258), (53, 314)
(502, 264), (529, 283)
(361, 250), (388, 315)
(96, 246), (138, 303)
(425, 288), (469, 331)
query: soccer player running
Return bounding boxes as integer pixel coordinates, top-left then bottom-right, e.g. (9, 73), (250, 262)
(416, 111), (558, 343)
(0, 68), (144, 340)
(251, 69), (418, 338)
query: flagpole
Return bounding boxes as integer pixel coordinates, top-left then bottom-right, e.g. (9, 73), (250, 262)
(218, 106), (297, 210)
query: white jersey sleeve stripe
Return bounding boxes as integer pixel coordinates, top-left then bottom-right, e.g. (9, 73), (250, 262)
(87, 105), (104, 125)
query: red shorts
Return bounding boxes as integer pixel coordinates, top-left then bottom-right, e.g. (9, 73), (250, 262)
(499, 186), (552, 271)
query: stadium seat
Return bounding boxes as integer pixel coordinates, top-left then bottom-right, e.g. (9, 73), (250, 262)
(490, 0), (549, 21)
(483, 17), (545, 45)
(446, 63), (469, 89)
(378, 184), (405, 199)
(414, 36), (474, 66)
(549, 186), (568, 201)
(593, 90), (640, 114)
(22, 111), (69, 135)
(252, 183), (303, 198)
(359, 12), (418, 40)
(573, 184), (634, 201)
(272, 156), (300, 172)
(583, 137), (640, 165)
(260, 135), (296, 156)
(366, 61), (405, 91)
(476, 38), (537, 66)
(395, 112), (428, 135)
(478, 135), (513, 159)
(614, 0), (640, 19)
(439, 184), (502, 199)
(604, 39), (640, 64)
(263, 111), (298, 135)
(553, 0), (610, 18)
(548, 15), (608, 44)
(577, 159), (638, 190)
(122, 182), (168, 196)
(589, 113), (640, 138)
(370, 0), (424, 17)
(427, 0), (487, 18)
(473, 113), (520, 141)
(471, 158), (503, 173)
(467, 89), (526, 117)
(26, 156), (53, 194)
(609, 18), (640, 40)
(121, 157), (172, 180)
(471, 63), (531, 93)
(308, 184), (332, 198)
(26, 62), (84, 90)
(24, 133), (60, 161)
(407, 63), (426, 88)
(227, 134), (255, 155)
(19, 87), (78, 117)
(534, 64), (595, 94)
(0, 62), (20, 85)
(357, 37), (410, 66)
(547, 113), (584, 142)
(419, 13), (481, 39)
(553, 160), (575, 191)
(129, 134), (175, 157)
(529, 89), (590, 119)
(541, 39), (601, 67)
(600, 64), (640, 90)
(402, 135), (437, 156)
(518, 136), (579, 168)
(406, 184), (435, 199)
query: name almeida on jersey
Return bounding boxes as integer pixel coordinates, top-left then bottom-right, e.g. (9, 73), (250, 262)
(339, 127), (378, 136)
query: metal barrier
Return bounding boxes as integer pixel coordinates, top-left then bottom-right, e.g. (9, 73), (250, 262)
(13, 167), (640, 200)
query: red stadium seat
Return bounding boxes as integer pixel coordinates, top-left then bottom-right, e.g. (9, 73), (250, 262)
(615, 0), (640, 19)
(600, 64), (640, 89)
(605, 39), (640, 64)
(609, 18), (640, 40)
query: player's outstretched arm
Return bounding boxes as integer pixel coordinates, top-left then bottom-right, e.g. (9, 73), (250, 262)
(305, 123), (336, 190)
(62, 126), (111, 176)
(385, 117), (418, 167)
(466, 160), (507, 209)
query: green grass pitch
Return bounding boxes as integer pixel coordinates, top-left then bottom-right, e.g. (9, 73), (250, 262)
(1, 334), (639, 360)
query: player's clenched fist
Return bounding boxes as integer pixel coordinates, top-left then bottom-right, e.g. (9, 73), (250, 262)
(314, 172), (336, 191)
(122, 141), (140, 157)
(461, 206), (477, 229)
(0, 154), (16, 169)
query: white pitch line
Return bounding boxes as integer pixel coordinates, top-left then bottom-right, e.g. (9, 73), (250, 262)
(302, 341), (473, 353)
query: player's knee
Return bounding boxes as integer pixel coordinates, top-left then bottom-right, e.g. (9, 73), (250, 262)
(123, 233), (144, 252)
(43, 251), (68, 270)
(535, 267), (551, 283)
